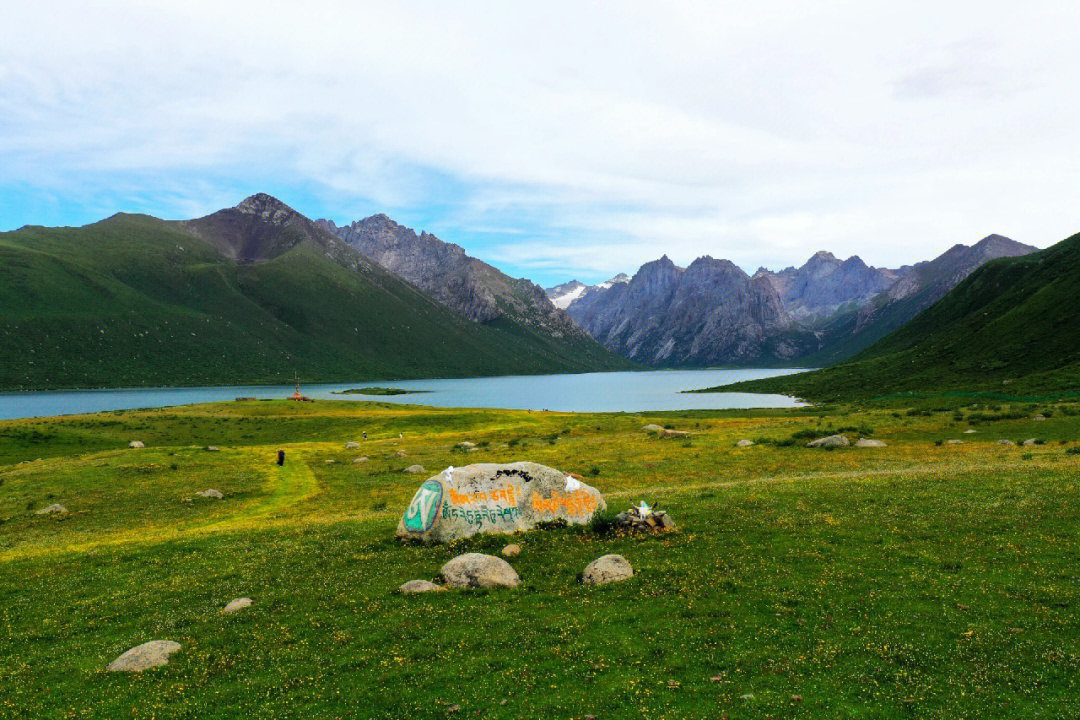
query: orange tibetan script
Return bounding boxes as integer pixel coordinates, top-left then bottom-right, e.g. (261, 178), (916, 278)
(447, 485), (519, 506)
(530, 489), (599, 516)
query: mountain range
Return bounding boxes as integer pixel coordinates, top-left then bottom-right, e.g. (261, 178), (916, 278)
(552, 235), (1036, 366)
(0, 194), (628, 390)
(725, 231), (1080, 400)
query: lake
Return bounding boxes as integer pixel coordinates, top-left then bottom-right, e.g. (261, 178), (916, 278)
(0, 368), (808, 420)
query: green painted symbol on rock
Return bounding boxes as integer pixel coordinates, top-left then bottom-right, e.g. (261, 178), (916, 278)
(403, 479), (443, 533)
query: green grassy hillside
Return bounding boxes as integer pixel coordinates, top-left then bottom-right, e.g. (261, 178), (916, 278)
(2, 399), (1080, 717)
(0, 212), (630, 390)
(711, 233), (1080, 401)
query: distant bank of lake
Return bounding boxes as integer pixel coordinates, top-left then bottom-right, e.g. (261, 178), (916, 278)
(0, 368), (809, 420)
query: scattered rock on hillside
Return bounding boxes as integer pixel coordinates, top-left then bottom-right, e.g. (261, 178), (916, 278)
(946, 439), (965, 445)
(735, 439), (755, 448)
(197, 489), (223, 499)
(128, 441), (145, 449)
(396, 462), (605, 543)
(997, 439), (1017, 446)
(440, 553), (520, 588)
(641, 424), (665, 434)
(501, 543), (521, 558)
(855, 438), (887, 448)
(35, 503), (68, 515)
(324, 459), (337, 464)
(353, 456), (369, 463)
(222, 597), (253, 613)
(582, 554), (633, 585)
(807, 434), (849, 448)
(394, 450), (407, 457)
(204, 446), (220, 452)
(404, 465), (426, 474)
(345, 441), (361, 449)
(661, 429), (690, 438)
(107, 640), (181, 672)
(457, 441), (476, 449)
(1034, 415), (1046, 421)
(1023, 438), (1040, 446)
(399, 579), (445, 594)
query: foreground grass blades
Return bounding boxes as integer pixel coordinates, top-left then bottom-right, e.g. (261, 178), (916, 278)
(1, 399), (1079, 717)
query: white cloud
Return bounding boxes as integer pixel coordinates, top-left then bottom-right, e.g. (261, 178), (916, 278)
(3, 0), (1080, 282)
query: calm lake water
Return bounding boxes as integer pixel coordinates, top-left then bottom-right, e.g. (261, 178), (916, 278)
(0, 368), (808, 420)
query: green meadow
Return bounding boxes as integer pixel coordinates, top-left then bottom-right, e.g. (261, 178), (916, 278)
(2, 398), (1079, 718)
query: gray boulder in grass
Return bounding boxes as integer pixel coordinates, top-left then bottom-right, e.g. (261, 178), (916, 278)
(440, 553), (520, 588)
(396, 462), (605, 543)
(807, 434), (849, 448)
(222, 597), (253, 613)
(107, 640), (181, 672)
(399, 579), (445, 594)
(582, 554), (634, 585)
(855, 438), (886, 448)
(35, 504), (68, 515)
(735, 439), (754, 448)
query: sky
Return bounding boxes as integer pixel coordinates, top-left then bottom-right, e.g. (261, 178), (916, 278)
(3, 1), (1080, 286)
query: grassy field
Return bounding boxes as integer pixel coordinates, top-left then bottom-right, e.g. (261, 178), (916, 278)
(2, 398), (1079, 718)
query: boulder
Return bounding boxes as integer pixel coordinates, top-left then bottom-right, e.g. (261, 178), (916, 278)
(396, 462), (605, 543)
(345, 441), (361, 449)
(394, 450), (407, 458)
(35, 503), (67, 515)
(196, 489), (223, 499)
(440, 553), (520, 588)
(807, 434), (849, 448)
(582, 554), (634, 585)
(1034, 415), (1047, 421)
(855, 438), (887, 448)
(501, 543), (521, 558)
(997, 439), (1017, 446)
(204, 446), (220, 452)
(1023, 438), (1040, 446)
(946, 439), (965, 445)
(457, 441), (476, 449)
(128, 441), (145, 449)
(107, 640), (181, 672)
(353, 456), (369, 463)
(735, 439), (755, 448)
(404, 465), (426, 474)
(399, 579), (445, 594)
(641, 424), (665, 433)
(222, 597), (253, 613)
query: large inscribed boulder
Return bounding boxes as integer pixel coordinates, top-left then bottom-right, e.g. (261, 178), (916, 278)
(396, 462), (605, 543)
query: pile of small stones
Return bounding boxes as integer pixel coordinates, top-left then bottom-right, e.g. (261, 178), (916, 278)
(615, 505), (675, 532)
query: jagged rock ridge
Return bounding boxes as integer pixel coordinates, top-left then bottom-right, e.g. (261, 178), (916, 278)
(567, 255), (818, 365)
(563, 236), (1037, 366)
(317, 216), (587, 341)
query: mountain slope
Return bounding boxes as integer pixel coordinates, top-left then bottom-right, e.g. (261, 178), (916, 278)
(719, 233), (1080, 401)
(567, 256), (818, 365)
(315, 215), (599, 350)
(0, 196), (629, 390)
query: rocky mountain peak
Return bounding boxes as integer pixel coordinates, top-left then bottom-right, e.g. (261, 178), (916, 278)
(235, 193), (297, 225)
